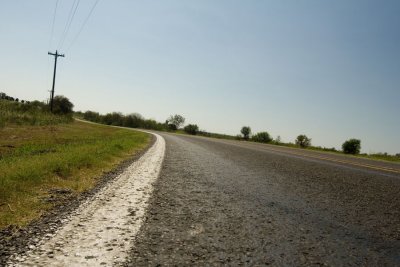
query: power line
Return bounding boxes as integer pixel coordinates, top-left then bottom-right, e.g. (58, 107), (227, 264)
(46, 0), (60, 100)
(58, 0), (77, 48)
(67, 0), (100, 53)
(58, 0), (81, 49)
(48, 0), (59, 50)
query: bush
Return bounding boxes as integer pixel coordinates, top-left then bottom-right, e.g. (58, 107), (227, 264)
(123, 113), (143, 128)
(0, 98), (72, 126)
(342, 139), (361, 154)
(241, 126), (251, 140)
(102, 112), (124, 126)
(167, 123), (177, 131)
(252, 132), (272, 143)
(295, 134), (311, 148)
(52, 95), (74, 114)
(83, 111), (101, 122)
(184, 124), (199, 135)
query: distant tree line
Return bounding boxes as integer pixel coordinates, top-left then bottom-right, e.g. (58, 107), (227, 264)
(1, 92), (73, 115)
(79, 107), (398, 158)
(1, 92), (30, 104)
(82, 111), (199, 134)
(237, 126), (371, 156)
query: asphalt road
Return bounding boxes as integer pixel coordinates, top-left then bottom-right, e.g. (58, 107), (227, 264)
(128, 133), (400, 266)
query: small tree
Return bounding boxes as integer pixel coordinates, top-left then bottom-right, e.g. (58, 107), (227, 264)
(83, 111), (101, 122)
(123, 113), (143, 128)
(52, 95), (74, 114)
(184, 124), (199, 135)
(241, 126), (251, 140)
(252, 132), (272, 143)
(166, 114), (185, 130)
(295, 134), (311, 148)
(342, 139), (361, 154)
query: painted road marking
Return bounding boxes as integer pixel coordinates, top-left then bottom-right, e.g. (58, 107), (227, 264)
(10, 133), (165, 267)
(259, 146), (400, 174)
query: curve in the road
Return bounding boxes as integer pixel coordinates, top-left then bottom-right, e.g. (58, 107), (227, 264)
(128, 133), (400, 266)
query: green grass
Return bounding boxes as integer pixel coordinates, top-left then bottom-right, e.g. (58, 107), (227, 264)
(0, 99), (72, 127)
(0, 120), (150, 228)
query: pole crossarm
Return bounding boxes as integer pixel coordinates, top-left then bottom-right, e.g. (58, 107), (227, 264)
(48, 51), (65, 57)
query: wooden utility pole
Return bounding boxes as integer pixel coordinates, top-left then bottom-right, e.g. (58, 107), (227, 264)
(48, 50), (65, 112)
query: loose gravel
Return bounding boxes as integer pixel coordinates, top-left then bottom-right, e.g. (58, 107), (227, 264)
(4, 132), (165, 267)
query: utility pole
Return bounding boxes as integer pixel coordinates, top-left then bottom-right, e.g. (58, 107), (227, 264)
(48, 50), (65, 112)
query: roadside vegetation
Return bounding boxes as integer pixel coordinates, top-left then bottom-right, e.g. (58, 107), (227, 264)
(295, 134), (312, 148)
(0, 94), (150, 229)
(78, 109), (400, 162)
(0, 94), (72, 127)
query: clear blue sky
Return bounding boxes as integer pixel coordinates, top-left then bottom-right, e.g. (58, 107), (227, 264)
(1, 1), (399, 154)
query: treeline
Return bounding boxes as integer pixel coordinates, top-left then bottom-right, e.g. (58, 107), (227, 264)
(0, 92), (31, 104)
(239, 126), (362, 154)
(238, 126), (400, 159)
(78, 109), (399, 160)
(81, 111), (173, 131)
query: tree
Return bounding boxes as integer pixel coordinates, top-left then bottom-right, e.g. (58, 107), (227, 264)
(123, 113), (143, 128)
(83, 111), (101, 122)
(184, 124), (199, 135)
(166, 114), (185, 130)
(241, 126), (251, 140)
(252, 132), (272, 143)
(102, 112), (123, 126)
(52, 95), (74, 114)
(295, 134), (311, 148)
(342, 139), (361, 154)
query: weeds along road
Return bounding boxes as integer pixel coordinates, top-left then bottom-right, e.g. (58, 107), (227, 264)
(128, 132), (400, 266)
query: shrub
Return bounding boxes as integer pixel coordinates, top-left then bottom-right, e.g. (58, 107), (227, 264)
(123, 114), (143, 128)
(102, 112), (123, 126)
(295, 134), (311, 148)
(342, 139), (361, 154)
(252, 132), (272, 143)
(184, 124), (199, 135)
(83, 111), (101, 122)
(52, 95), (74, 114)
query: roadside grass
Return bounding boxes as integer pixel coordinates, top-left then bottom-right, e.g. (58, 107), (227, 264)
(358, 153), (400, 163)
(0, 120), (150, 229)
(0, 99), (72, 127)
(260, 141), (400, 163)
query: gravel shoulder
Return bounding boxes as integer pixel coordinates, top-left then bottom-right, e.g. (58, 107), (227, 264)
(128, 133), (400, 266)
(0, 136), (165, 266)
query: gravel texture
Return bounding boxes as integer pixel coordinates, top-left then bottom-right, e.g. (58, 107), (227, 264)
(0, 133), (162, 266)
(128, 133), (400, 266)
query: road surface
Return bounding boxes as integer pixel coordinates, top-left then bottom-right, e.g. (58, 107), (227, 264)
(128, 132), (400, 266)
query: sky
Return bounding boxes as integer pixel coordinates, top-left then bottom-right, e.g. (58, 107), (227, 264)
(1, 0), (399, 154)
